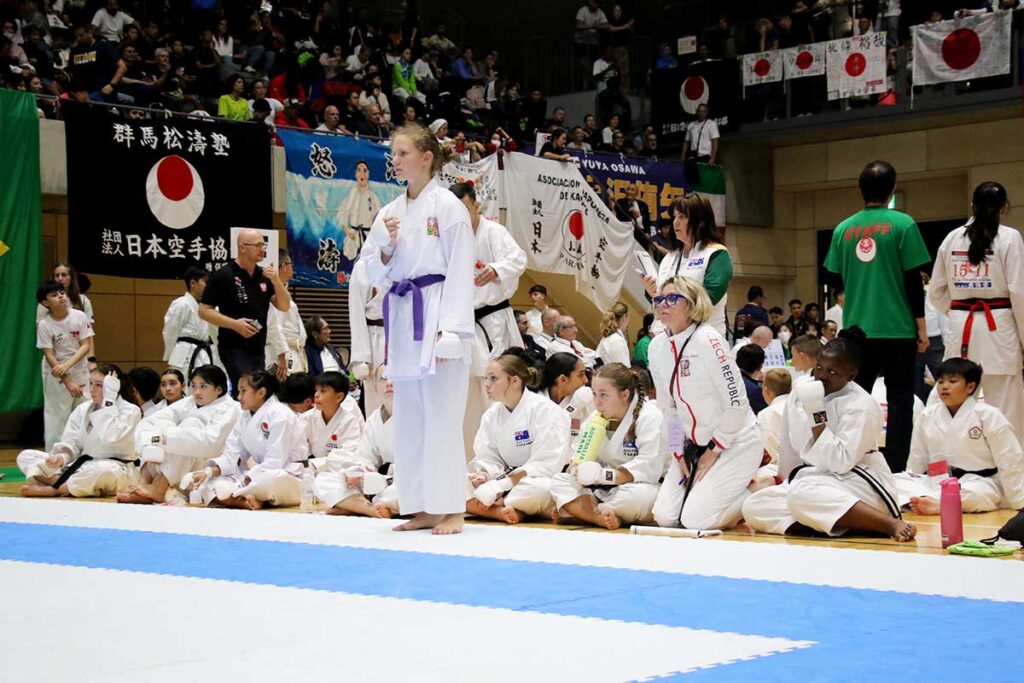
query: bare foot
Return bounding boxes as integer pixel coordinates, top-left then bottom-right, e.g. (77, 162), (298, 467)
(373, 501), (395, 519)
(501, 506), (525, 525)
(890, 519), (917, 542)
(432, 513), (464, 535)
(597, 508), (622, 530)
(326, 505), (352, 516)
(21, 485), (58, 497)
(394, 512), (444, 531)
(116, 490), (156, 505)
(909, 496), (940, 515)
(242, 495), (263, 510)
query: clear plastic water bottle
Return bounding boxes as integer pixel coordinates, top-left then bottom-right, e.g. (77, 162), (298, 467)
(300, 465), (315, 513)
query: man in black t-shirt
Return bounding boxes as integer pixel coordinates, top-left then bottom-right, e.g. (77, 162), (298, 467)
(69, 23), (127, 103)
(199, 228), (292, 396)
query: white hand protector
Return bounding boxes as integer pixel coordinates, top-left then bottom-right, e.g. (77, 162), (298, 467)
(139, 445), (165, 464)
(361, 471), (388, 496)
(352, 362), (371, 380)
(102, 375), (120, 406)
(214, 478), (240, 501)
(473, 473), (514, 507)
(795, 380), (827, 426)
(569, 386), (593, 411)
(575, 461), (616, 486)
(434, 331), (463, 359)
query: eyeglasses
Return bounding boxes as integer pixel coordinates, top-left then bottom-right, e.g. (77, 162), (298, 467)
(241, 242), (266, 250)
(280, 260), (293, 266)
(653, 293), (688, 308)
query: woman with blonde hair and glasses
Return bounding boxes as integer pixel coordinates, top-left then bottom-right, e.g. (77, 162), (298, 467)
(361, 122), (476, 535)
(648, 276), (762, 530)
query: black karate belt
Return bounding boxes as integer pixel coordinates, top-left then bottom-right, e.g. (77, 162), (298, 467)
(949, 466), (998, 479)
(676, 439), (710, 527)
(366, 318), (384, 327)
(51, 455), (139, 490)
(474, 300), (511, 352)
(178, 336), (214, 376)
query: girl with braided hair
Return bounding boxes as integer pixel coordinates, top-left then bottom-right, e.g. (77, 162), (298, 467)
(550, 362), (666, 530)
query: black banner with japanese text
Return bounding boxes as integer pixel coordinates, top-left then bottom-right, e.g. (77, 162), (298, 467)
(65, 103), (273, 279)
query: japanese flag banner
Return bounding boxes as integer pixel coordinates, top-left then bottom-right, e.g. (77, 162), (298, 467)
(502, 153), (633, 310)
(65, 103), (273, 279)
(783, 43), (826, 80)
(912, 12), (1012, 86)
(826, 33), (887, 100)
(438, 154), (503, 222)
(742, 50), (783, 86)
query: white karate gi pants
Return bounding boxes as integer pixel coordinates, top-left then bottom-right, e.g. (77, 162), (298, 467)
(42, 372), (86, 452)
(18, 450), (138, 497)
(551, 473), (660, 524)
(893, 472), (1005, 513)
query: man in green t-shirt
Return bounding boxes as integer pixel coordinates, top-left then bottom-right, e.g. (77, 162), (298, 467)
(823, 160), (930, 473)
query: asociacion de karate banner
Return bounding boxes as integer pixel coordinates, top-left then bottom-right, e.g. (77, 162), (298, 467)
(65, 103), (272, 278)
(278, 128), (404, 289)
(503, 153), (633, 311)
(912, 12), (1012, 86)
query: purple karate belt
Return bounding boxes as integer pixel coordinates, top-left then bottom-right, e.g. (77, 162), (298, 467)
(382, 274), (446, 360)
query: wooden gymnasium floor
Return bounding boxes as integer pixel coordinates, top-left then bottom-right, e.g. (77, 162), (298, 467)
(1, 447), (1016, 557)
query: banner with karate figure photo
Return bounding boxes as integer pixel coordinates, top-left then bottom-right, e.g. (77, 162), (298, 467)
(278, 129), (404, 289)
(502, 153), (634, 311)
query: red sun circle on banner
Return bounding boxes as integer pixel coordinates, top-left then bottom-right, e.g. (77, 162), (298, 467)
(679, 76), (709, 114)
(845, 53), (867, 77)
(754, 58), (772, 77)
(796, 50), (814, 70)
(146, 155), (205, 230)
(942, 28), (982, 70)
(568, 211), (585, 240)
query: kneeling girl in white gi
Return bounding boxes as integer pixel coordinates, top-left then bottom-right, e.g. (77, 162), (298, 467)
(117, 365), (240, 505)
(551, 363), (665, 529)
(20, 364), (141, 498)
(467, 351), (571, 524)
(648, 276), (763, 530)
(539, 351), (594, 444)
(896, 358), (1024, 514)
(306, 371), (379, 516)
(742, 329), (917, 542)
(187, 370), (307, 510)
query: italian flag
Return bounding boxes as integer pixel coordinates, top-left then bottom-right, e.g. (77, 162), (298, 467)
(0, 90), (43, 411)
(693, 163), (727, 228)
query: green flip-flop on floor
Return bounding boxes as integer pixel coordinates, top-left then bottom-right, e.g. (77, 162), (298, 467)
(948, 540), (1016, 557)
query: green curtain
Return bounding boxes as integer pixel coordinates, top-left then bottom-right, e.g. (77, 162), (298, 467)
(0, 90), (43, 412)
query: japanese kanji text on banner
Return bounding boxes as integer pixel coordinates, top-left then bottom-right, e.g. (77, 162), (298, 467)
(826, 32), (888, 101)
(65, 103), (273, 278)
(503, 153), (633, 311)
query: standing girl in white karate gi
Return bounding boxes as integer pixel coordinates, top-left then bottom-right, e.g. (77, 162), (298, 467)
(596, 302), (632, 367)
(361, 123), (476, 535)
(742, 330), (917, 541)
(551, 363), (666, 529)
(20, 364), (141, 498)
(348, 257), (387, 415)
(187, 370), (307, 510)
(117, 365), (241, 505)
(648, 276), (762, 530)
(539, 352), (594, 444)
(930, 181), (1024, 447)
(467, 353), (571, 524)
(450, 181), (527, 457)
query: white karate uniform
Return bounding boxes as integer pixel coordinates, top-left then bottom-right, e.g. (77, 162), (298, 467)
(546, 385), (595, 448)
(469, 390), (571, 516)
(163, 294), (218, 376)
(551, 397), (666, 523)
(265, 300), (308, 376)
(466, 217), (527, 456)
(199, 396), (307, 506)
(750, 393), (788, 491)
(649, 322), (762, 529)
(595, 330), (631, 367)
(348, 258), (387, 415)
(930, 222), (1024, 447)
(135, 395), (241, 492)
(870, 377), (924, 448)
(895, 397), (1024, 511)
(307, 402), (370, 508)
(525, 307), (545, 336)
(338, 185), (382, 259)
(547, 337), (597, 369)
(318, 407), (399, 510)
(742, 382), (901, 536)
(19, 396), (141, 497)
(824, 303), (843, 331)
(362, 177), (476, 515)
(655, 242), (730, 337)
(37, 309), (94, 451)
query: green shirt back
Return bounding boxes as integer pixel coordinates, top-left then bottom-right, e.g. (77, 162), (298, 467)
(823, 207), (929, 339)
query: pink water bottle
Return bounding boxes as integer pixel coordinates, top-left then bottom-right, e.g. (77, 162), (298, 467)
(940, 478), (964, 549)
